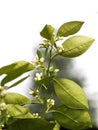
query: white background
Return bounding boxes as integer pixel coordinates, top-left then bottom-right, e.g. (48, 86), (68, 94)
(0, 0), (98, 125)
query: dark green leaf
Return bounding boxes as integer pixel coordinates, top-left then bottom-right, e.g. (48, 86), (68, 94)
(0, 60), (34, 85)
(3, 92), (31, 105)
(40, 24), (54, 40)
(8, 75), (30, 88)
(53, 78), (88, 109)
(7, 118), (55, 130)
(60, 35), (94, 57)
(53, 105), (92, 130)
(37, 76), (54, 85)
(57, 21), (84, 37)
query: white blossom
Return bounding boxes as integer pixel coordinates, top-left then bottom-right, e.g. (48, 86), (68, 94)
(47, 99), (55, 106)
(56, 44), (64, 53)
(32, 113), (41, 118)
(40, 57), (44, 63)
(54, 69), (59, 73)
(0, 103), (6, 111)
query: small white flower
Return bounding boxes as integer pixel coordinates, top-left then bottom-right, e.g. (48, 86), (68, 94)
(7, 114), (10, 118)
(29, 91), (34, 95)
(0, 103), (6, 111)
(0, 86), (7, 97)
(56, 44), (64, 53)
(54, 69), (59, 73)
(35, 73), (42, 81)
(32, 113), (41, 118)
(40, 57), (44, 63)
(32, 55), (39, 65)
(47, 98), (55, 106)
(49, 66), (54, 71)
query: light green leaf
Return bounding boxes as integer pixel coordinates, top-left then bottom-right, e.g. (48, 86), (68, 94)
(60, 35), (94, 58)
(40, 24), (54, 40)
(3, 92), (31, 105)
(53, 105), (92, 130)
(0, 60), (34, 85)
(6, 104), (31, 125)
(6, 104), (29, 117)
(7, 118), (55, 130)
(53, 78), (88, 109)
(57, 21), (84, 37)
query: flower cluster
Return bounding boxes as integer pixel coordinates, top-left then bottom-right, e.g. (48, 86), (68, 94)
(0, 103), (6, 112)
(49, 66), (59, 76)
(56, 44), (64, 53)
(29, 89), (39, 97)
(46, 98), (55, 109)
(0, 86), (7, 98)
(34, 72), (43, 81)
(32, 113), (41, 118)
(40, 40), (50, 48)
(32, 55), (45, 69)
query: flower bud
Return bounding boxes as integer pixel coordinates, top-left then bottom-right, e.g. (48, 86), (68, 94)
(54, 69), (59, 73)
(40, 57), (44, 63)
(32, 113), (41, 118)
(0, 103), (6, 111)
(47, 98), (55, 106)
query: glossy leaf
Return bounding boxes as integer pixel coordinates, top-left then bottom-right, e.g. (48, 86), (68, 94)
(53, 78), (88, 109)
(57, 21), (84, 37)
(3, 92), (31, 105)
(40, 24), (54, 40)
(7, 118), (55, 130)
(60, 35), (94, 57)
(0, 60), (34, 85)
(53, 105), (92, 130)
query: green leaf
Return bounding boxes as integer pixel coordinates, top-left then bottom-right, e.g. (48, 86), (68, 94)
(57, 21), (84, 37)
(37, 50), (42, 59)
(53, 78), (88, 109)
(0, 110), (6, 125)
(0, 60), (34, 85)
(8, 75), (30, 88)
(60, 35), (94, 58)
(53, 105), (92, 130)
(6, 104), (31, 125)
(7, 118), (55, 130)
(37, 76), (54, 85)
(40, 24), (54, 40)
(7, 104), (29, 117)
(3, 92), (31, 105)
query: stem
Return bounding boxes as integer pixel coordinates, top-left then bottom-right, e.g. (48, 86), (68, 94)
(46, 46), (53, 76)
(53, 121), (60, 130)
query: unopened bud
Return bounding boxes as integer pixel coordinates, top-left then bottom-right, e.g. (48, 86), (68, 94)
(40, 57), (44, 63)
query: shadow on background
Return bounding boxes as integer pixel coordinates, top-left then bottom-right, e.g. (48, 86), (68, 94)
(30, 54), (98, 129)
